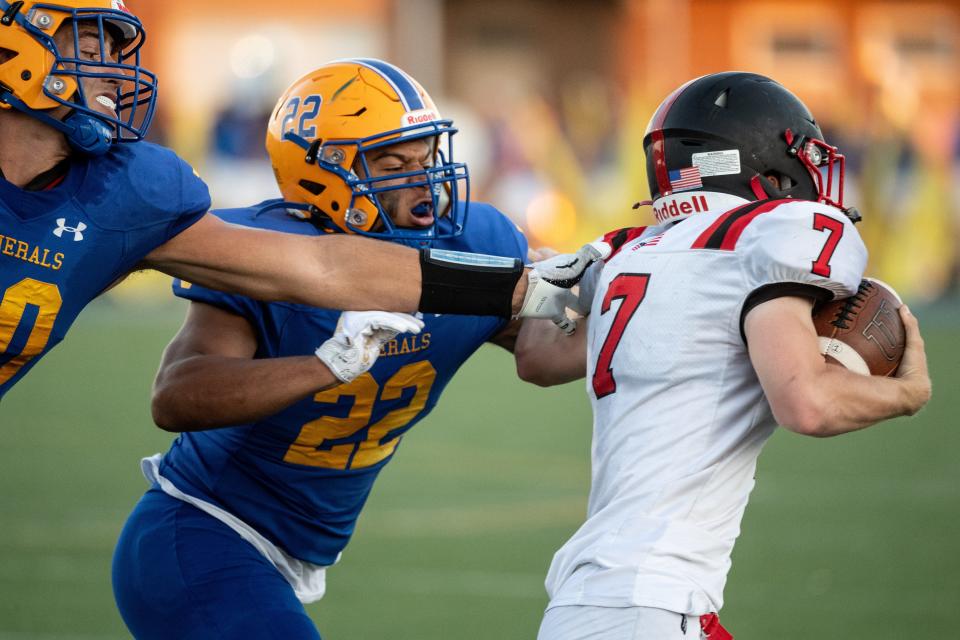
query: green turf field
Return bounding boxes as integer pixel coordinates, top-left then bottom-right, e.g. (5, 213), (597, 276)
(1, 298), (957, 639)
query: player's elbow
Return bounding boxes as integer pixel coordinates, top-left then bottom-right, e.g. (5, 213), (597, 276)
(516, 356), (555, 387)
(514, 345), (562, 387)
(151, 404), (181, 433)
(151, 387), (188, 432)
(771, 396), (832, 437)
(767, 376), (831, 438)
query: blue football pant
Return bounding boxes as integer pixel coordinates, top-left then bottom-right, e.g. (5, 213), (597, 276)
(112, 488), (321, 640)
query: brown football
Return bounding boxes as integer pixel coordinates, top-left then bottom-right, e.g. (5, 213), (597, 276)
(812, 278), (905, 377)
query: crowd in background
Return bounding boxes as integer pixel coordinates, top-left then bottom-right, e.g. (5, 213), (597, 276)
(120, 0), (959, 304)
(134, 80), (958, 304)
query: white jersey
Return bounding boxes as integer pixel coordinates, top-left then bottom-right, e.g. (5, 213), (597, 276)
(545, 192), (867, 615)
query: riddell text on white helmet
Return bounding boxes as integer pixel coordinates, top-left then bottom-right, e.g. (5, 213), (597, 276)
(653, 194), (709, 223)
(403, 109), (439, 126)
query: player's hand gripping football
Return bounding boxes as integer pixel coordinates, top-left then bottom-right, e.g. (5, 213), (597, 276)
(519, 241), (612, 335)
(892, 305), (932, 415)
(316, 311), (425, 383)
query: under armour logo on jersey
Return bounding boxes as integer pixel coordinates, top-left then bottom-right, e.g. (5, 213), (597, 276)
(53, 218), (87, 242)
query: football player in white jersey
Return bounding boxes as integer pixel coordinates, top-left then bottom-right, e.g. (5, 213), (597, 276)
(514, 72), (932, 639)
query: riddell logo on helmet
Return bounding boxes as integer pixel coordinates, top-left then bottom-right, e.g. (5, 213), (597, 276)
(112, 0), (130, 12)
(653, 194), (709, 222)
(403, 109), (438, 126)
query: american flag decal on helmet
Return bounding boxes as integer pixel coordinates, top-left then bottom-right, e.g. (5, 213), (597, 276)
(669, 167), (702, 192)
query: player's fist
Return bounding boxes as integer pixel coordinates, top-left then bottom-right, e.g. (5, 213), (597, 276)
(894, 305), (932, 415)
(316, 311), (424, 383)
(519, 241), (612, 334)
(529, 241), (611, 288)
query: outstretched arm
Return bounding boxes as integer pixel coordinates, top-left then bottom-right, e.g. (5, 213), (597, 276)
(144, 214), (435, 312)
(145, 215), (605, 318)
(745, 296), (931, 437)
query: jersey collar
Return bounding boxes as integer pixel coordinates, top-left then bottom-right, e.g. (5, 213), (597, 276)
(0, 158), (72, 192)
(648, 191), (751, 224)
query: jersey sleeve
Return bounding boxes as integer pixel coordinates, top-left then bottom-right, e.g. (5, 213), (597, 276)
(163, 156), (211, 243)
(495, 208), (528, 263)
(738, 201), (867, 314)
(579, 226), (658, 315)
(172, 277), (263, 324)
(109, 144), (212, 274)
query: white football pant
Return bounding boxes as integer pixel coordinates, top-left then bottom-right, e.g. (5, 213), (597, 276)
(538, 605), (706, 640)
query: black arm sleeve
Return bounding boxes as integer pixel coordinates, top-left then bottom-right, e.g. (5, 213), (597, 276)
(418, 249), (524, 318)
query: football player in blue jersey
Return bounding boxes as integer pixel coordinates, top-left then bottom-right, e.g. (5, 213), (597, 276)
(0, 1), (596, 402)
(110, 58), (556, 639)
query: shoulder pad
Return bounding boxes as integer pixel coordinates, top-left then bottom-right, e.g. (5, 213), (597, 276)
(737, 200), (866, 299)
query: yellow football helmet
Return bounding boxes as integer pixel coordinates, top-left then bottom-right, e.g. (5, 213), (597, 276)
(265, 58), (469, 242)
(0, 0), (156, 154)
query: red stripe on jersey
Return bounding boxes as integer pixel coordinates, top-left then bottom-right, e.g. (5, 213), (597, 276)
(691, 202), (755, 249)
(602, 226), (648, 262)
(718, 200), (784, 250)
(691, 199), (788, 250)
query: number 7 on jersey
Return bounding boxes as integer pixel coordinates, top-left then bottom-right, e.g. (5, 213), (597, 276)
(592, 273), (651, 398)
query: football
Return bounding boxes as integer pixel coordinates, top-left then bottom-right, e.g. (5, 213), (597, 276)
(812, 278), (905, 377)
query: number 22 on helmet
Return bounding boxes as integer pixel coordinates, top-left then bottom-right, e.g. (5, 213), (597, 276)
(265, 58), (469, 244)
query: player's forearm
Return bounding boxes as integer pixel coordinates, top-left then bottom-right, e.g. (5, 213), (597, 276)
(149, 216), (533, 316)
(177, 235), (532, 314)
(514, 318), (587, 386)
(152, 355), (337, 431)
(775, 365), (921, 437)
(299, 234), (421, 310)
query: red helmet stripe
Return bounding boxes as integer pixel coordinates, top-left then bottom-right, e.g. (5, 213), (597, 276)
(650, 129), (671, 197)
(646, 77), (700, 198)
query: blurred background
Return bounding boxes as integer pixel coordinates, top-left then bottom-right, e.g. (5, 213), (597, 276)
(115, 0), (960, 303)
(1, 0), (958, 638)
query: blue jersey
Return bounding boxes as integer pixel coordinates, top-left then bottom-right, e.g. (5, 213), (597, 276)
(0, 143), (211, 399)
(159, 200), (527, 566)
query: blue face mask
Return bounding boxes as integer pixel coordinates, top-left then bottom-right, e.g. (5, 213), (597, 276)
(0, 1), (158, 155)
(285, 120), (471, 246)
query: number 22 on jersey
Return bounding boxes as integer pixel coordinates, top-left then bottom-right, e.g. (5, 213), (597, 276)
(0, 279), (62, 385)
(284, 361), (437, 470)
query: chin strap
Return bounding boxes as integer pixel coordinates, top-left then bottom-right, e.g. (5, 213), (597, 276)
(0, 89), (113, 155)
(750, 173), (773, 200)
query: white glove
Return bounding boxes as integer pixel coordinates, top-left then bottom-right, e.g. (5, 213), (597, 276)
(316, 311), (424, 383)
(567, 261), (603, 317)
(519, 241), (612, 334)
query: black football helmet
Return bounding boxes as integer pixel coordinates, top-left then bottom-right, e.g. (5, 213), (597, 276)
(643, 72), (858, 221)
